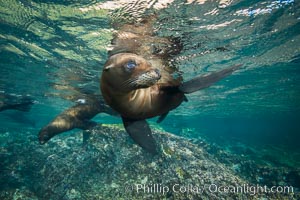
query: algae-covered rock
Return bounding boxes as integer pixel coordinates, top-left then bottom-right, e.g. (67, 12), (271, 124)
(0, 188), (38, 200)
(0, 125), (298, 199)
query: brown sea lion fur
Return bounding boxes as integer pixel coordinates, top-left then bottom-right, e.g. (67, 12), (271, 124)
(38, 96), (117, 144)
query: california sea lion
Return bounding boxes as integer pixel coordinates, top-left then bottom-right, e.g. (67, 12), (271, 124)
(38, 95), (118, 144)
(99, 16), (241, 154)
(100, 52), (241, 154)
(0, 93), (34, 112)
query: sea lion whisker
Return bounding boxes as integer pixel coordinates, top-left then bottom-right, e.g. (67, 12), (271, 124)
(121, 77), (139, 89)
(122, 77), (138, 85)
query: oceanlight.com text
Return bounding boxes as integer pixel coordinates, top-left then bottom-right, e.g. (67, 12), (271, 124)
(124, 183), (294, 196)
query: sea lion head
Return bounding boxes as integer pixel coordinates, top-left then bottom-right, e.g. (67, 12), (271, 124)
(38, 126), (54, 144)
(101, 53), (161, 93)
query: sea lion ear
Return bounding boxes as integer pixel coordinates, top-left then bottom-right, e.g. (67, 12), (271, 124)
(104, 64), (114, 71)
(122, 117), (158, 155)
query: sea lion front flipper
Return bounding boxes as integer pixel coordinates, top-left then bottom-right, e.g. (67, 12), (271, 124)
(179, 64), (242, 94)
(157, 112), (169, 123)
(122, 117), (157, 154)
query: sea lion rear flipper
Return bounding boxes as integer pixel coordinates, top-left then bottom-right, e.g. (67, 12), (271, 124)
(179, 64), (242, 94)
(122, 117), (157, 154)
(157, 112), (169, 123)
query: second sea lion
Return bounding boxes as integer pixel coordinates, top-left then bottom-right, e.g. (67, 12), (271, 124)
(38, 95), (118, 144)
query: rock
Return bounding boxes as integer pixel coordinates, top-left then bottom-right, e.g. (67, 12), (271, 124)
(0, 125), (297, 199)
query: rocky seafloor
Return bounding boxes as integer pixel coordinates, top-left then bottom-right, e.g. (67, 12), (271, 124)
(0, 125), (298, 199)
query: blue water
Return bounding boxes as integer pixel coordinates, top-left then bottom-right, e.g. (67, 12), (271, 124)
(1, 0), (300, 199)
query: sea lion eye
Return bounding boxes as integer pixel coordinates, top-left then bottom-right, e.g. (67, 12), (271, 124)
(125, 60), (137, 70)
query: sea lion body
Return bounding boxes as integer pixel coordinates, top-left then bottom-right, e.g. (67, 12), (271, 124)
(101, 53), (185, 120)
(0, 93), (34, 112)
(101, 17), (186, 121)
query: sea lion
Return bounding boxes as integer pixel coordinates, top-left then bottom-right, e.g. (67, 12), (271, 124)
(99, 16), (242, 154)
(0, 93), (34, 112)
(101, 53), (185, 119)
(100, 52), (241, 154)
(38, 95), (118, 144)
